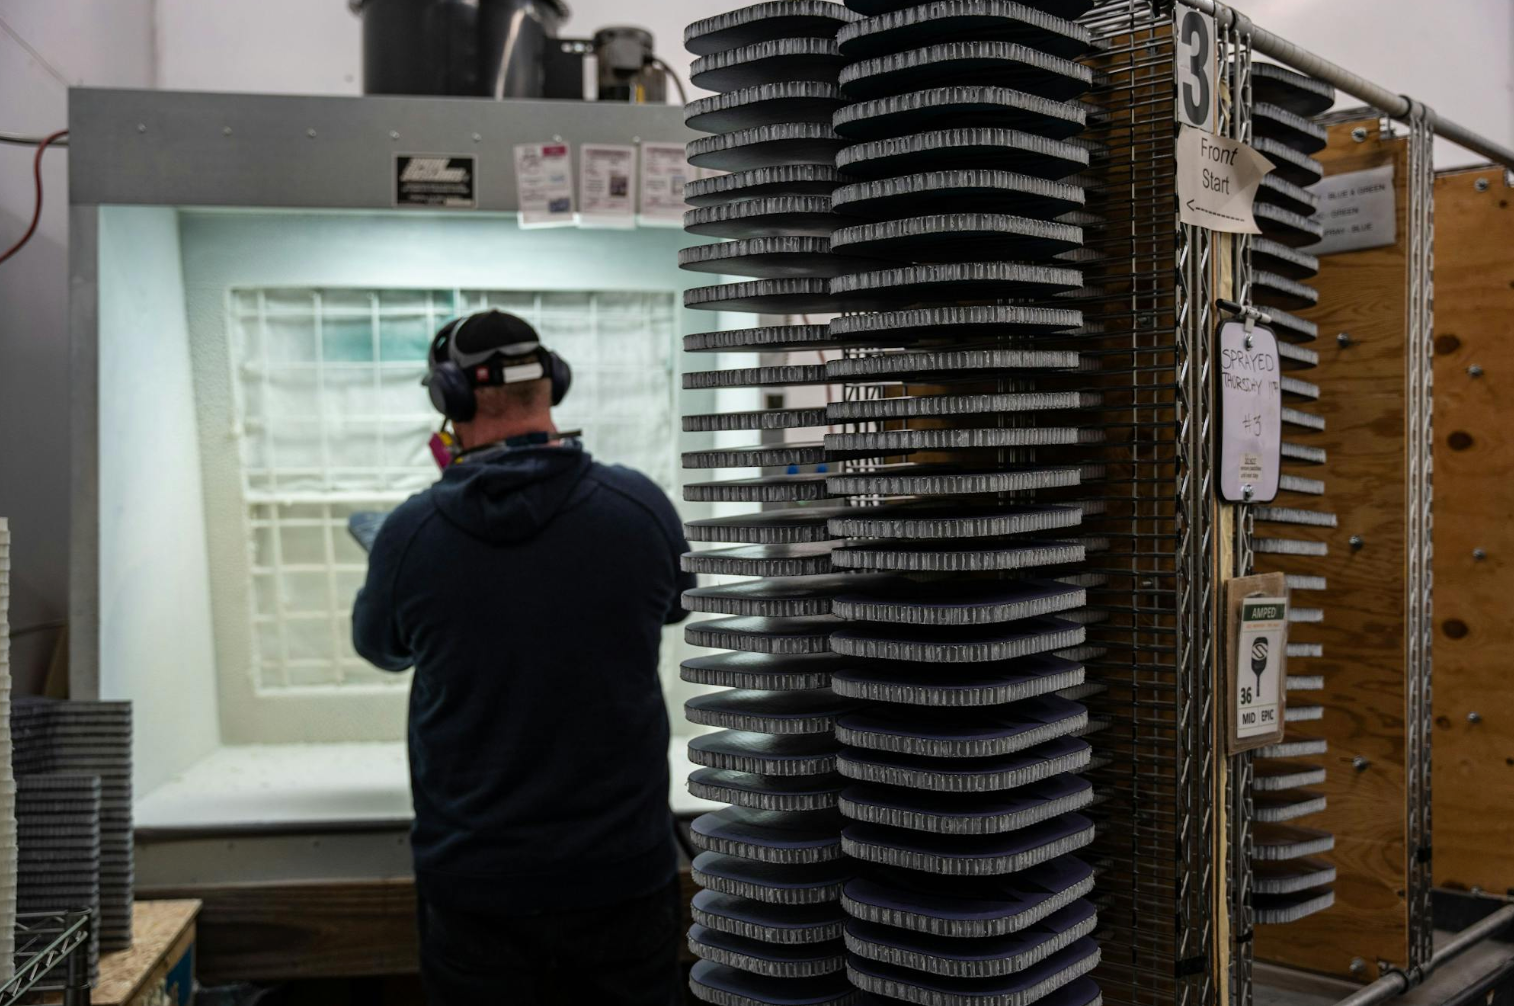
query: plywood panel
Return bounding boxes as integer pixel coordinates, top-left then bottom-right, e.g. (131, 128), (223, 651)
(137, 879), (419, 981)
(138, 868), (703, 981)
(1429, 167), (1514, 895)
(1253, 119), (1412, 980)
(92, 900), (200, 1006)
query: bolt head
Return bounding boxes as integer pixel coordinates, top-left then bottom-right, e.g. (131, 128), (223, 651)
(222, 126), (232, 136)
(1474, 548), (1488, 561)
(1472, 885), (1486, 896)
(306, 128), (318, 138)
(1337, 333), (1353, 347)
(1349, 535), (1365, 550)
(1476, 178), (1492, 192)
(1469, 711), (1483, 724)
(1469, 364), (1485, 377)
(1352, 127), (1369, 142)
(136, 123), (147, 133)
(1350, 958), (1367, 975)
(389, 130), (400, 140)
(1353, 756), (1370, 772)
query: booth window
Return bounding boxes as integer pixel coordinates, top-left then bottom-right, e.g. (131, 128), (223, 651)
(227, 286), (678, 690)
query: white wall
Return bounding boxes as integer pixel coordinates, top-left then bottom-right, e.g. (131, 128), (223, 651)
(1245, 0), (1514, 167)
(0, 0), (154, 695)
(171, 209), (709, 746)
(95, 207), (223, 794)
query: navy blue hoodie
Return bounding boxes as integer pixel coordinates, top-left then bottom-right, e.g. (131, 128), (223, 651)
(352, 442), (693, 915)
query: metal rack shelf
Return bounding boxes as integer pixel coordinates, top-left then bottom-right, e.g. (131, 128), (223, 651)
(3, 911), (92, 1006)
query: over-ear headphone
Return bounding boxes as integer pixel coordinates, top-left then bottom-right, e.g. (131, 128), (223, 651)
(425, 313), (572, 423)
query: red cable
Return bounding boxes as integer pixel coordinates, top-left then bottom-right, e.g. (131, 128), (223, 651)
(0, 129), (69, 267)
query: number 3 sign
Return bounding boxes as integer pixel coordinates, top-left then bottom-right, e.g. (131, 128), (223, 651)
(1174, 7), (1218, 133)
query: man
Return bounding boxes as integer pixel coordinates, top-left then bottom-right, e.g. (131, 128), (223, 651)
(352, 309), (693, 1005)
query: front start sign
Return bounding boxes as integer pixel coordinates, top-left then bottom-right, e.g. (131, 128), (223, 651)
(1218, 320), (1283, 503)
(1177, 126), (1273, 233)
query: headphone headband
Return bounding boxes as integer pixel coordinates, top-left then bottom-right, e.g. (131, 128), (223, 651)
(424, 311), (572, 421)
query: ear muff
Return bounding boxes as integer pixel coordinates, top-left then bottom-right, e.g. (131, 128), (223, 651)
(545, 350), (572, 406)
(428, 361), (478, 423)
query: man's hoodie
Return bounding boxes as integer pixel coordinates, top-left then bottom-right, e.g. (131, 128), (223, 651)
(353, 442), (693, 914)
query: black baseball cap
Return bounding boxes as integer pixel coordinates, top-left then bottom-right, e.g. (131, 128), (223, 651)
(427, 310), (543, 378)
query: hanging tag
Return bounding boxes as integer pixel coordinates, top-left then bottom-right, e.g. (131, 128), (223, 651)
(1218, 319), (1282, 503)
(1225, 573), (1289, 754)
(639, 141), (694, 228)
(514, 142), (575, 229)
(579, 143), (638, 229)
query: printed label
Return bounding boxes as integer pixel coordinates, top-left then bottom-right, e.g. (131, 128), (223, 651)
(395, 155), (477, 209)
(1310, 164), (1397, 255)
(1236, 597), (1287, 739)
(580, 143), (638, 229)
(514, 143), (575, 228)
(1218, 320), (1283, 502)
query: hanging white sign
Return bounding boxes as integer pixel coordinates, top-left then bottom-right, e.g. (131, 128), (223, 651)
(513, 142), (575, 229)
(1309, 164), (1397, 255)
(579, 143), (638, 229)
(1218, 320), (1283, 503)
(1176, 126), (1274, 234)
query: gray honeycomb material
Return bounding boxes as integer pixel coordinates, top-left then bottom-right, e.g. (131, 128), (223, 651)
(832, 168), (1084, 219)
(687, 81), (846, 132)
(831, 212), (1082, 261)
(838, 41), (1093, 103)
(689, 122), (850, 171)
(691, 37), (848, 93)
(686, 4), (860, 57)
(836, 3), (1093, 61)
(837, 127), (1088, 181)
(686, 165), (842, 206)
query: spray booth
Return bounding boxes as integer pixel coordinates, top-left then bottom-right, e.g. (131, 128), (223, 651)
(64, 89), (749, 889)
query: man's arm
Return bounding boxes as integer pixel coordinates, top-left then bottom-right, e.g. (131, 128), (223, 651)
(658, 487), (697, 626)
(352, 508), (422, 672)
(595, 465), (699, 625)
(666, 532), (698, 626)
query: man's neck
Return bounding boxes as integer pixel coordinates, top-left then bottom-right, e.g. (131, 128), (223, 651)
(455, 415), (558, 452)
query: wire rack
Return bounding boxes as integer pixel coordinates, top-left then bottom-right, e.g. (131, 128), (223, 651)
(3, 911), (92, 1006)
(1222, 20), (1257, 1006)
(1404, 101), (1436, 971)
(1069, 3), (1222, 1004)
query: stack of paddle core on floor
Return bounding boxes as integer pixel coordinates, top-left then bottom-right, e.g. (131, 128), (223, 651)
(680, 5), (865, 1005)
(1243, 62), (1339, 927)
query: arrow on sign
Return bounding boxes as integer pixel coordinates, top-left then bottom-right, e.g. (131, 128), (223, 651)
(1176, 125), (1273, 234)
(1185, 199), (1250, 225)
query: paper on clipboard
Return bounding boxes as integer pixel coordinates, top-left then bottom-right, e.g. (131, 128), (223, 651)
(514, 142), (575, 229)
(580, 143), (637, 229)
(639, 142), (693, 227)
